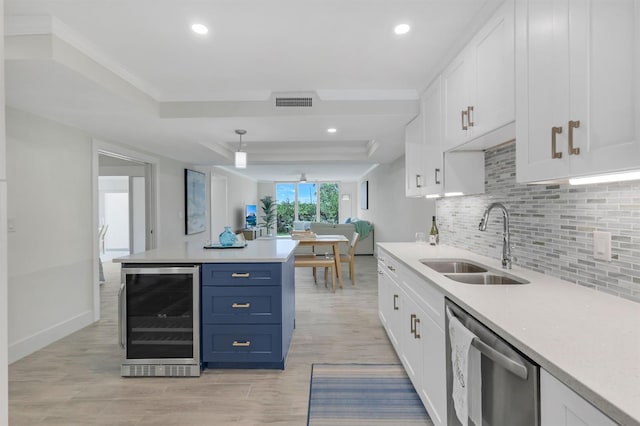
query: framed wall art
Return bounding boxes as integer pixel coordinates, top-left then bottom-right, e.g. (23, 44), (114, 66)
(185, 168), (207, 235)
(360, 180), (368, 210)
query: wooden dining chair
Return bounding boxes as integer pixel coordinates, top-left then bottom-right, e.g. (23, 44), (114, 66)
(339, 232), (360, 286)
(294, 255), (337, 292)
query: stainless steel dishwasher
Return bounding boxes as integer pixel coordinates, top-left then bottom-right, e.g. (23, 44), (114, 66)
(445, 298), (539, 426)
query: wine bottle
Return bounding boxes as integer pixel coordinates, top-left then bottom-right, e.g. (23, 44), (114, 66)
(429, 216), (439, 245)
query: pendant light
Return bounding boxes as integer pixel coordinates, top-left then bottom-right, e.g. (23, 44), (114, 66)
(234, 129), (247, 169)
(299, 173), (308, 183)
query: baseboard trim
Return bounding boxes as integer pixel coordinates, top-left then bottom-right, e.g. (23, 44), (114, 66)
(8, 310), (94, 364)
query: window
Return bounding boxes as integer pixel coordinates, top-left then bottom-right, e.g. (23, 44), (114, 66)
(319, 183), (339, 224)
(275, 183), (295, 235)
(275, 182), (339, 235)
(297, 183), (317, 222)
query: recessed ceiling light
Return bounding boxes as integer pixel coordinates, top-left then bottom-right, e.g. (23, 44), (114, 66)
(191, 24), (209, 35)
(327, 128), (337, 133)
(394, 24), (411, 35)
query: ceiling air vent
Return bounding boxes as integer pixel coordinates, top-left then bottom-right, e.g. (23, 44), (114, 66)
(275, 97), (313, 107)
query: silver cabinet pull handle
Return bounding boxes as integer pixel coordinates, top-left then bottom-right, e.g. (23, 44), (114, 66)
(415, 174), (422, 188)
(232, 341), (251, 347)
(410, 314), (416, 334)
(435, 168), (441, 185)
(551, 126), (563, 159)
(231, 273), (250, 278)
(467, 106), (474, 127)
(568, 120), (581, 155)
(393, 294), (399, 311)
(461, 110), (468, 131)
(414, 318), (421, 339)
(232, 303), (251, 309)
(387, 265), (396, 272)
(118, 282), (126, 349)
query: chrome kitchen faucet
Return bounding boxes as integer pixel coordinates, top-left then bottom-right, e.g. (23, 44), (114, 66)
(478, 202), (516, 269)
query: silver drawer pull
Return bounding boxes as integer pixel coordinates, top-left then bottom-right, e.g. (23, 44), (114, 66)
(231, 273), (250, 278)
(232, 303), (251, 309)
(387, 265), (396, 272)
(232, 340), (251, 347)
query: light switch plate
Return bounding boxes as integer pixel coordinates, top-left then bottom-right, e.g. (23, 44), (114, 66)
(593, 231), (611, 261)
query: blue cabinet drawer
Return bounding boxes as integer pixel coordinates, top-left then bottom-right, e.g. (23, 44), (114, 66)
(201, 263), (281, 286)
(202, 286), (281, 324)
(201, 324), (282, 363)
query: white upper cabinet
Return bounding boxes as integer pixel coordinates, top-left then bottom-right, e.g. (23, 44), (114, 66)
(421, 78), (444, 196)
(443, 0), (515, 151)
(443, 51), (472, 150)
(406, 77), (484, 198)
(405, 113), (428, 197)
(516, 0), (640, 183)
(406, 78), (444, 198)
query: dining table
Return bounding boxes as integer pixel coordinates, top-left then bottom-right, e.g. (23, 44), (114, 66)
(292, 234), (349, 288)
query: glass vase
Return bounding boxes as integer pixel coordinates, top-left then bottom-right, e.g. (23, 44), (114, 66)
(218, 226), (237, 247)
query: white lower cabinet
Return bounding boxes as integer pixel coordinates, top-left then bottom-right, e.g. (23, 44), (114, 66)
(377, 249), (447, 426)
(377, 255), (401, 350)
(400, 289), (424, 388)
(402, 288), (446, 426)
(419, 310), (446, 426)
(541, 369), (617, 426)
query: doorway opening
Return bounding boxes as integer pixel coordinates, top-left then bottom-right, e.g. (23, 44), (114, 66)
(95, 151), (156, 321)
(98, 155), (149, 260)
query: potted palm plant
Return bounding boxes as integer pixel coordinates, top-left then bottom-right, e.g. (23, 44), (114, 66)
(260, 195), (277, 237)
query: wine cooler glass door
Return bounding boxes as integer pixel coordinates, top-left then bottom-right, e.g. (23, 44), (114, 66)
(123, 267), (198, 360)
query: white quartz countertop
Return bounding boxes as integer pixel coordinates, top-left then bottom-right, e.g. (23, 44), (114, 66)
(378, 243), (640, 426)
(112, 238), (299, 263)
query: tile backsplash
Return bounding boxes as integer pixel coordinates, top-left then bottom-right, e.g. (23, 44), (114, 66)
(436, 142), (640, 303)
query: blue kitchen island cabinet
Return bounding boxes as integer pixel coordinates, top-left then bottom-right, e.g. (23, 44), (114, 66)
(114, 239), (299, 371)
(200, 255), (295, 369)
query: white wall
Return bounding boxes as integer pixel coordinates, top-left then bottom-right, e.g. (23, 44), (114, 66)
(6, 108), (95, 362)
(0, 1), (9, 420)
(5, 107), (218, 364)
(358, 155), (436, 243)
(212, 167), (258, 233)
(154, 160), (211, 248)
(339, 182), (357, 223)
(98, 176), (129, 251)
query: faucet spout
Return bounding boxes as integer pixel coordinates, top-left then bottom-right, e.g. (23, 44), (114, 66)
(478, 202), (515, 269)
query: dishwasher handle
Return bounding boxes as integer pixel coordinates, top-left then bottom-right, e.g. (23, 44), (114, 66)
(446, 306), (528, 381)
(471, 333), (528, 380)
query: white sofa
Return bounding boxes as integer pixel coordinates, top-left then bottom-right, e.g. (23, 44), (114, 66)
(293, 221), (374, 255)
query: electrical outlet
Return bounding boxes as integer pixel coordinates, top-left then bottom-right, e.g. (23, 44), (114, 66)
(593, 231), (611, 261)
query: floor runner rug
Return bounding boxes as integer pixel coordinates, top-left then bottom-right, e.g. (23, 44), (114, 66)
(307, 363), (433, 425)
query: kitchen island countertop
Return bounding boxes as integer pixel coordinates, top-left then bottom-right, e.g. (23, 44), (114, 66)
(113, 238), (299, 264)
(378, 242), (640, 426)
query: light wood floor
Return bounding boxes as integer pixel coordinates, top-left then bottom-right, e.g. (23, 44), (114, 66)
(9, 255), (400, 425)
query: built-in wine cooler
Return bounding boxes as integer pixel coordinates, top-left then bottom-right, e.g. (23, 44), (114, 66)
(119, 265), (200, 377)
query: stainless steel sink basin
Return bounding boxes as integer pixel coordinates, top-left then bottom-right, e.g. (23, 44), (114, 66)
(444, 273), (529, 285)
(420, 257), (529, 285)
(420, 259), (488, 274)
